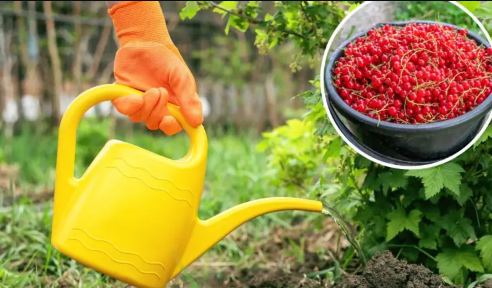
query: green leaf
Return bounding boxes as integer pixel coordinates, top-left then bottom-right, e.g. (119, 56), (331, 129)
(477, 236), (492, 271)
(421, 204), (441, 222)
(225, 16), (235, 35)
(325, 136), (342, 159)
(268, 38), (279, 49)
(437, 211), (477, 247)
(401, 248), (419, 262)
(419, 223), (441, 250)
(468, 274), (492, 288)
(455, 183), (473, 206)
(243, 1), (260, 18)
(301, 91), (321, 106)
(265, 13), (274, 21)
(354, 154), (371, 169)
(362, 169), (381, 191)
(256, 139), (270, 153)
(255, 29), (267, 37)
(406, 163), (465, 199)
(475, 1), (492, 19)
(180, 1), (199, 20)
(386, 207), (422, 241)
(449, 219), (477, 246)
(474, 125), (492, 148)
(213, 1), (238, 17)
(402, 188), (424, 208)
(226, 13), (249, 33)
(379, 170), (408, 192)
(220, 1), (239, 10)
(348, 3), (361, 12)
(436, 247), (484, 281)
(458, 1), (480, 12)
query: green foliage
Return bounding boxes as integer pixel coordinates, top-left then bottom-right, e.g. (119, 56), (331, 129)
(436, 247), (484, 281)
(477, 236), (492, 271)
(192, 35), (253, 86)
(474, 126), (492, 147)
(468, 274), (492, 288)
(183, 0), (492, 286)
(350, 140), (492, 285)
(0, 146), (4, 163)
(405, 163), (465, 199)
(457, 1), (480, 13)
(386, 206), (422, 241)
(180, 1), (200, 20)
(474, 2), (492, 32)
(257, 118), (324, 193)
(75, 118), (112, 174)
(437, 211), (476, 247)
(394, 1), (482, 35)
(0, 122), (58, 185)
(181, 1), (358, 71)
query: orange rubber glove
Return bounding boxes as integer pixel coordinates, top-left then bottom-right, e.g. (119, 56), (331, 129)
(108, 1), (203, 135)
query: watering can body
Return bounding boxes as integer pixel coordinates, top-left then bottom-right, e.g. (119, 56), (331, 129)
(51, 84), (322, 288)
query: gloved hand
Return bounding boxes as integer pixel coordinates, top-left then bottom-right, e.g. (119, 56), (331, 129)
(108, 1), (203, 135)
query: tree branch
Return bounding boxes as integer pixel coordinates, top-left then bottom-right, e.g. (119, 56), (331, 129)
(205, 1), (305, 40)
(206, 1), (261, 24)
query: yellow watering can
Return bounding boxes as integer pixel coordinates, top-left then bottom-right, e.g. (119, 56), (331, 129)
(51, 84), (323, 288)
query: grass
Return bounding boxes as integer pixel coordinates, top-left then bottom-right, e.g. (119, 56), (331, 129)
(0, 118), (324, 287)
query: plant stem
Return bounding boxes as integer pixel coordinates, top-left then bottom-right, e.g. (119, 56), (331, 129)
(206, 1), (260, 24)
(471, 198), (481, 229)
(349, 173), (369, 202)
(464, 152), (481, 181)
(204, 1), (305, 39)
(387, 244), (436, 262)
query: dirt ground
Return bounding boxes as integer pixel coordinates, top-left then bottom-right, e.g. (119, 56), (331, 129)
(331, 251), (458, 288)
(183, 250), (491, 288)
(248, 269), (328, 288)
(167, 216), (490, 288)
(168, 217), (351, 288)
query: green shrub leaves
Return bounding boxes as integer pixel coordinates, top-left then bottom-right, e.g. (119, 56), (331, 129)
(477, 236), (492, 271)
(406, 163), (465, 199)
(386, 207), (422, 241)
(437, 247), (484, 281)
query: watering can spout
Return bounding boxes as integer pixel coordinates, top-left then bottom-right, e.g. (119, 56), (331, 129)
(172, 197), (322, 278)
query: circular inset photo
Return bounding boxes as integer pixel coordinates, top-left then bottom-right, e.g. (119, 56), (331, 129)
(320, 1), (492, 170)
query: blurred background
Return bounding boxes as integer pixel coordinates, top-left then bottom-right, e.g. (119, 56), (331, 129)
(0, 1), (314, 129)
(0, 0), (316, 194)
(0, 1), (489, 287)
(331, 1), (485, 58)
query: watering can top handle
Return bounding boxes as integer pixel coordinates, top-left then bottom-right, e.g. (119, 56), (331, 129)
(56, 84), (207, 182)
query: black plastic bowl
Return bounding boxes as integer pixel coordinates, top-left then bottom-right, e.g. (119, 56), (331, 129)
(324, 21), (492, 164)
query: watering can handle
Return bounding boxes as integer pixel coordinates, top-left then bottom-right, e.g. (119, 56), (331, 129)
(55, 84), (207, 184)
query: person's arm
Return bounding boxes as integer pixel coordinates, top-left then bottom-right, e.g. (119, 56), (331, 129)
(105, 1), (203, 135)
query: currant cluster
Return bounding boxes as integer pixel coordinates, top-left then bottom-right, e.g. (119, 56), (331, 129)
(332, 23), (492, 124)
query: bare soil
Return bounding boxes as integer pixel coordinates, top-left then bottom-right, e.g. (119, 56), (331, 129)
(332, 251), (458, 288)
(207, 251), (472, 288)
(248, 269), (327, 288)
(170, 218), (489, 288)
